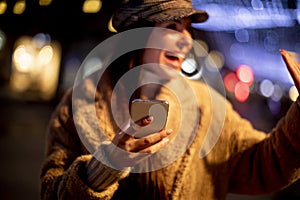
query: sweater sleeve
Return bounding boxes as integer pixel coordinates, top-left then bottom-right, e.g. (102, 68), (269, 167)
(39, 89), (122, 200)
(86, 141), (130, 191)
(227, 97), (300, 194)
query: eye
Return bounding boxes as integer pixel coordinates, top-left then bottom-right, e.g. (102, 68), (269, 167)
(166, 23), (177, 31)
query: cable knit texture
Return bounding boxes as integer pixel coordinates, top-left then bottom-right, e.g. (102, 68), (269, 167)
(86, 141), (131, 191)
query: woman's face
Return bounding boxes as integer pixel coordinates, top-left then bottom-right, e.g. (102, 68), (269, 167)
(142, 17), (193, 72)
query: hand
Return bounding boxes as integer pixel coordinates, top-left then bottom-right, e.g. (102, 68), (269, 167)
(113, 116), (172, 153)
(109, 116), (172, 168)
(280, 49), (300, 92)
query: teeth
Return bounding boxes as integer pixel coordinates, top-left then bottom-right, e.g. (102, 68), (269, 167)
(166, 55), (178, 60)
(165, 52), (185, 60)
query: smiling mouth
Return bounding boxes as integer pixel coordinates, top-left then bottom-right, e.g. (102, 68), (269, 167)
(165, 51), (185, 61)
(164, 51), (186, 71)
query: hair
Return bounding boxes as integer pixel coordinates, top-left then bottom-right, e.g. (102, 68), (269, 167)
(104, 19), (155, 85)
(125, 18), (155, 31)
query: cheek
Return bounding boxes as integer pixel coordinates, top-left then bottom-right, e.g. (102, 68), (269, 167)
(142, 49), (164, 64)
(147, 29), (177, 50)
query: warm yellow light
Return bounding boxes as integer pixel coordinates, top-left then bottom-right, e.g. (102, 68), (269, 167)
(205, 50), (224, 70)
(38, 42), (61, 100)
(82, 0), (102, 13)
(10, 73), (31, 92)
(10, 35), (62, 100)
(13, 45), (34, 73)
(108, 15), (117, 33)
(37, 45), (53, 65)
(289, 85), (299, 102)
(13, 0), (26, 14)
(39, 0), (52, 6)
(0, 1), (7, 14)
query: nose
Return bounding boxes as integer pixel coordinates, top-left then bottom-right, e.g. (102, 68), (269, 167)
(176, 37), (191, 50)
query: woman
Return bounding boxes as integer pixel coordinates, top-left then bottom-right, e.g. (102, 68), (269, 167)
(40, 0), (300, 199)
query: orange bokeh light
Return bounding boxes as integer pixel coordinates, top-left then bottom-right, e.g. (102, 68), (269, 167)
(234, 81), (250, 102)
(224, 72), (239, 92)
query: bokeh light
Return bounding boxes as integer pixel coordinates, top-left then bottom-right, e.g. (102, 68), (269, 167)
(271, 84), (283, 102)
(10, 35), (61, 100)
(268, 98), (281, 116)
(259, 79), (274, 98)
(82, 0), (102, 13)
(235, 29), (249, 43)
(224, 72), (239, 93)
(205, 50), (224, 71)
(13, 44), (34, 73)
(182, 58), (197, 74)
(236, 64), (254, 85)
(33, 33), (51, 48)
(0, 1), (7, 14)
(13, 0), (26, 14)
(234, 81), (250, 102)
(289, 85), (299, 102)
(39, 0), (52, 6)
(108, 15), (118, 33)
(251, 0), (264, 11)
(37, 45), (53, 66)
(194, 40), (209, 57)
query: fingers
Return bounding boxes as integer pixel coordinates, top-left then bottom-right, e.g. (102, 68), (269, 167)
(110, 127), (173, 168)
(114, 116), (154, 145)
(113, 114), (173, 154)
(138, 137), (170, 153)
(122, 116), (153, 136)
(133, 116), (153, 128)
(280, 49), (300, 92)
(108, 135), (170, 169)
(134, 129), (173, 149)
(114, 129), (173, 153)
(140, 116), (153, 126)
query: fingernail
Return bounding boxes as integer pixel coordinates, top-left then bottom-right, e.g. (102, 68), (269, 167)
(280, 49), (287, 55)
(166, 129), (173, 135)
(146, 116), (153, 122)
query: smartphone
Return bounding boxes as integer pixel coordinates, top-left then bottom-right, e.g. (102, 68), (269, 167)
(130, 99), (169, 138)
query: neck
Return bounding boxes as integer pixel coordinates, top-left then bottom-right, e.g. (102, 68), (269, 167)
(139, 84), (161, 100)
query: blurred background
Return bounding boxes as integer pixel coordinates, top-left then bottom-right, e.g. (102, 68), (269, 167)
(0, 0), (299, 199)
